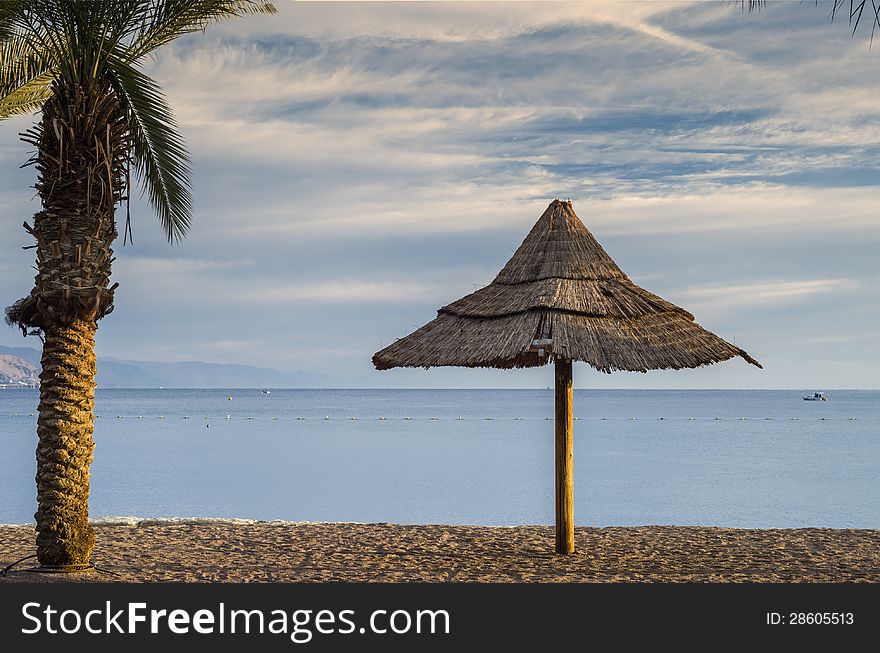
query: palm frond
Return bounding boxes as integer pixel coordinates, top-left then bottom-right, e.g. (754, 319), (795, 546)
(834, 0), (880, 43)
(123, 0), (276, 62)
(0, 70), (53, 117)
(744, 1), (880, 37)
(0, 0), (31, 39)
(0, 36), (56, 119)
(107, 56), (192, 243)
(8, 2), (69, 69)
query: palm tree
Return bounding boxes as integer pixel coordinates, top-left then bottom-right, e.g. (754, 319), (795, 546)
(0, 0), (276, 570)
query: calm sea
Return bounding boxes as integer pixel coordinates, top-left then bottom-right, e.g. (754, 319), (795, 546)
(1, 389), (878, 528)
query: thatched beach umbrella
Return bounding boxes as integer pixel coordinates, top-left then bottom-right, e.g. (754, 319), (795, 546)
(373, 200), (760, 554)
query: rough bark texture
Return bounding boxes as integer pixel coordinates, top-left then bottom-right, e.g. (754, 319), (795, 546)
(6, 77), (126, 332)
(35, 321), (97, 567)
(4, 77), (128, 567)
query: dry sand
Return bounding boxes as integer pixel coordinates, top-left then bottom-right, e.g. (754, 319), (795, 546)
(1, 520), (878, 583)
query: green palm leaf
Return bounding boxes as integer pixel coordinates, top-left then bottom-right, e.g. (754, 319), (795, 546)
(124, 1), (276, 61)
(107, 56), (192, 242)
(0, 38), (55, 119)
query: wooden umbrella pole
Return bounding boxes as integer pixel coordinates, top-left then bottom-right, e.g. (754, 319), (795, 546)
(554, 357), (574, 554)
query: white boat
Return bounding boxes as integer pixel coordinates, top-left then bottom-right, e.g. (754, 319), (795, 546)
(803, 392), (827, 401)
(262, 389), (271, 395)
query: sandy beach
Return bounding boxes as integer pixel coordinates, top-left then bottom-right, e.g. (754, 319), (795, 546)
(1, 520), (878, 583)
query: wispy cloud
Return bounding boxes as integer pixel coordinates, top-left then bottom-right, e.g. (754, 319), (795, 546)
(677, 278), (858, 312)
(239, 280), (446, 305)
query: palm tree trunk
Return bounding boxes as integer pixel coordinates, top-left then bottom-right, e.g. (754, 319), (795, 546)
(35, 321), (97, 568)
(5, 77), (128, 569)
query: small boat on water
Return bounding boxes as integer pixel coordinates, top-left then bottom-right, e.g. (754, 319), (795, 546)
(803, 392), (827, 401)
(262, 389), (271, 395)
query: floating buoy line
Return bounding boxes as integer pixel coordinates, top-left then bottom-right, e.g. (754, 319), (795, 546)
(6, 414), (867, 422)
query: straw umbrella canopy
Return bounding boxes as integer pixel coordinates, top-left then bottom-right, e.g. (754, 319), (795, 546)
(373, 199), (760, 553)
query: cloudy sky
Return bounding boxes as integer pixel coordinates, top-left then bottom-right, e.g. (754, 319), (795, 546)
(1, 1), (878, 388)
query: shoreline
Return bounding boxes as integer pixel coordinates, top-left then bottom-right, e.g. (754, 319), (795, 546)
(3, 522), (878, 583)
(3, 516), (880, 529)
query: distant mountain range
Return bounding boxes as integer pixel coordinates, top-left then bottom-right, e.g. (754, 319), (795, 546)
(0, 352), (39, 385)
(0, 345), (330, 388)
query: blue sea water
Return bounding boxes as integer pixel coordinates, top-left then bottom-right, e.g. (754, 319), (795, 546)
(0, 388), (877, 528)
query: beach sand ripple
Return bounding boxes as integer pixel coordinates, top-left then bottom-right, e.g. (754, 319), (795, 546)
(2, 522), (878, 582)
